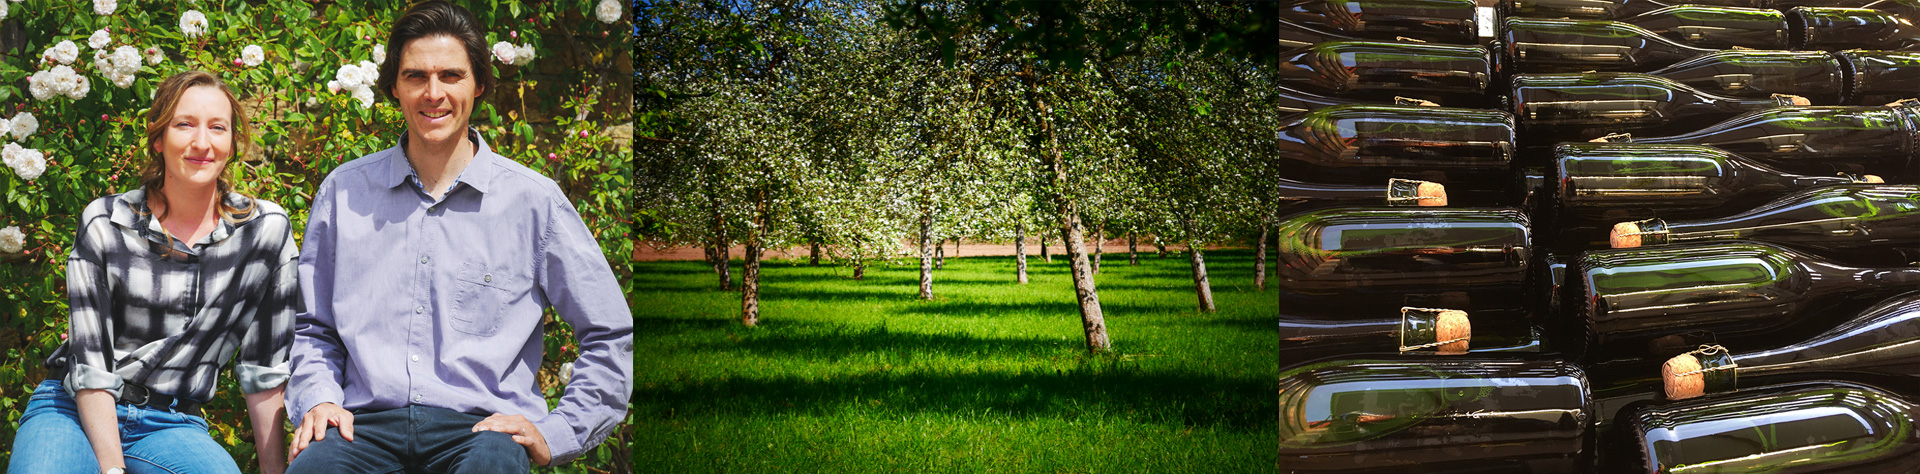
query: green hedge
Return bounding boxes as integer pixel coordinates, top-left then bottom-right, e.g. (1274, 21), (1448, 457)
(0, 1), (633, 472)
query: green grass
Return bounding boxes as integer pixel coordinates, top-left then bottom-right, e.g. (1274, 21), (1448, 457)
(628, 249), (1277, 473)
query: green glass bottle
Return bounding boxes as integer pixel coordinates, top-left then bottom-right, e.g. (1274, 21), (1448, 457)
(1276, 41), (1493, 107)
(1835, 50), (1920, 106)
(1790, 6), (1920, 51)
(1574, 241), (1920, 363)
(1644, 50), (1844, 104)
(1274, 207), (1531, 318)
(1608, 186), (1920, 265)
(1501, 0), (1765, 20)
(1620, 5), (1788, 50)
(1275, 104), (1516, 186)
(1656, 293), (1920, 401)
(1609, 106), (1920, 179)
(1501, 17), (1716, 73)
(1278, 307), (1544, 365)
(1556, 142), (1875, 223)
(1279, 0), (1483, 44)
(1626, 381), (1920, 472)
(1512, 72), (1804, 140)
(1279, 358), (1593, 471)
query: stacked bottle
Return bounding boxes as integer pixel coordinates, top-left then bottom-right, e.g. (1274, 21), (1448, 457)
(1276, 2), (1920, 470)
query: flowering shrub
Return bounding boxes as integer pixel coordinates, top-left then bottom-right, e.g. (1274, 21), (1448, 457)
(0, 1), (633, 472)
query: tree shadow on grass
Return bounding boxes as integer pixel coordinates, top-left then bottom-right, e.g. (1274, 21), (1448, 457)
(891, 300), (1082, 318)
(633, 367), (1274, 432)
(632, 265), (717, 276)
(692, 324), (1073, 360)
(756, 287), (919, 302)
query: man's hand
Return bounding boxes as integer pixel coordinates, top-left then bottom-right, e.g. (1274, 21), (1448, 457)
(289, 403), (354, 461)
(472, 413), (551, 466)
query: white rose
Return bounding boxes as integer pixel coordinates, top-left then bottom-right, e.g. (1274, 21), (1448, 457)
(596, 0), (622, 24)
(513, 43), (535, 66)
(27, 71), (53, 101)
(89, 29), (111, 50)
(0, 226), (24, 253)
(12, 112), (37, 139)
(10, 148), (44, 180)
(65, 70), (89, 100)
(0, 2), (10, 21)
(372, 44), (385, 65)
(92, 50), (112, 75)
(44, 40), (79, 65)
(350, 86), (375, 109)
(180, 10), (208, 38)
(144, 46), (165, 65)
(111, 46), (140, 74)
(334, 64), (360, 86)
(240, 44), (264, 67)
(109, 70), (135, 89)
(356, 60), (378, 85)
(491, 41), (516, 65)
(326, 80), (340, 94)
(92, 0), (115, 16)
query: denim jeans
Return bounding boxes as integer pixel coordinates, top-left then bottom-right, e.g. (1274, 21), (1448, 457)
(284, 404), (528, 474)
(7, 379), (241, 474)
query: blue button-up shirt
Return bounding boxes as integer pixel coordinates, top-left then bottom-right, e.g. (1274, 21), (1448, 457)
(288, 130), (633, 464)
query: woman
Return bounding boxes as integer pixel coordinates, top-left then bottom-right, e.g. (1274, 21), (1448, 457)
(6, 71), (296, 474)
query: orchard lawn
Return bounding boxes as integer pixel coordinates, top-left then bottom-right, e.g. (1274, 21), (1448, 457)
(628, 250), (1276, 473)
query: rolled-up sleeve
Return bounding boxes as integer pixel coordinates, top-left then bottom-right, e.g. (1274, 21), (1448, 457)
(64, 216), (123, 399)
(234, 223), (300, 394)
(288, 182), (348, 422)
(529, 193), (634, 465)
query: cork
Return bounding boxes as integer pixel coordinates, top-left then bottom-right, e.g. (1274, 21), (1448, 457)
(1863, 175), (1885, 184)
(1435, 309), (1470, 355)
(1610, 221), (1643, 249)
(1778, 94), (1811, 106)
(1416, 181), (1449, 207)
(1662, 353), (1706, 400)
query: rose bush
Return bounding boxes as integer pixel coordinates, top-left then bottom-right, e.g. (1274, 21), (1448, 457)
(0, 1), (633, 472)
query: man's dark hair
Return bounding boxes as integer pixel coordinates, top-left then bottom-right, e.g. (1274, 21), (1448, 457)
(378, 1), (496, 100)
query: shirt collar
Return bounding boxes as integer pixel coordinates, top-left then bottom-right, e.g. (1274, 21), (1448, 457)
(384, 127), (499, 194)
(109, 188), (251, 253)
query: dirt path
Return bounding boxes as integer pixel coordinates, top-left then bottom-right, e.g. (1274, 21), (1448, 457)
(634, 239), (1201, 262)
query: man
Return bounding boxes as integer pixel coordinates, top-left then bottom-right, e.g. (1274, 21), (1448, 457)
(284, 2), (632, 471)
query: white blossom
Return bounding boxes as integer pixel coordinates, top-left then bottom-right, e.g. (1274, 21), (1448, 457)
(0, 2), (10, 21)
(44, 40), (78, 65)
(89, 29), (111, 50)
(491, 41), (517, 65)
(3, 143), (45, 181)
(92, 0), (115, 16)
(0, 226), (23, 253)
(12, 112), (36, 139)
(372, 44), (385, 65)
(28, 65), (87, 101)
(512, 43), (535, 66)
(240, 44), (264, 67)
(144, 46), (165, 65)
(326, 80), (340, 94)
(595, 0), (622, 24)
(351, 86), (375, 109)
(180, 10), (208, 38)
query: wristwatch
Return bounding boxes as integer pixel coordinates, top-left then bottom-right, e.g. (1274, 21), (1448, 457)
(105, 469), (125, 474)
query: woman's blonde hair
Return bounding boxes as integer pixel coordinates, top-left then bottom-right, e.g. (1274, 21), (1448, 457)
(140, 70), (254, 236)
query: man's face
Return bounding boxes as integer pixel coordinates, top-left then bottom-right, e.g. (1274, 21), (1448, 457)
(393, 35), (481, 148)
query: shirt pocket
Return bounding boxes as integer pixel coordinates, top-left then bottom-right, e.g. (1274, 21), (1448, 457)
(450, 261), (512, 337)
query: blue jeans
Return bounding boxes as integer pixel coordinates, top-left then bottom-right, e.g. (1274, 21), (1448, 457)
(7, 379), (240, 474)
(285, 404), (528, 474)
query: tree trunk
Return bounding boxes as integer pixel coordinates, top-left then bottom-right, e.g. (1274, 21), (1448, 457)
(952, 238), (960, 259)
(853, 261), (865, 280)
(1041, 234), (1051, 263)
(1255, 223), (1270, 291)
(1153, 236), (1167, 259)
(1186, 223), (1216, 313)
(1127, 231), (1138, 266)
(809, 241), (821, 266)
(1015, 224), (1029, 284)
(1024, 69), (1110, 352)
(741, 190), (768, 326)
(935, 239), (945, 270)
(715, 243), (731, 291)
(1091, 225), (1103, 274)
(918, 205), (934, 300)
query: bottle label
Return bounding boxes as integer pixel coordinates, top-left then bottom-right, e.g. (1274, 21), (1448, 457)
(1476, 7), (1496, 38)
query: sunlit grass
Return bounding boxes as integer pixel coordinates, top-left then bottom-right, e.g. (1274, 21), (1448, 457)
(629, 250), (1276, 473)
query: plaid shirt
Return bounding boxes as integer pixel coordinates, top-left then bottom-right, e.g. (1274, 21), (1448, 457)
(45, 188), (300, 403)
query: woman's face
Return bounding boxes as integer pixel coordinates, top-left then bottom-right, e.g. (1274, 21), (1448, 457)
(153, 85), (234, 190)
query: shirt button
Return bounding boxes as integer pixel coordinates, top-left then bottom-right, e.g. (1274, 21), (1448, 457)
(411, 354), (419, 362)
(412, 394), (423, 403)
(420, 256), (430, 264)
(415, 306), (424, 314)
(484, 274), (492, 283)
